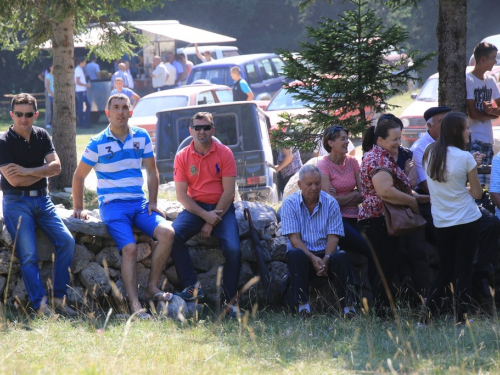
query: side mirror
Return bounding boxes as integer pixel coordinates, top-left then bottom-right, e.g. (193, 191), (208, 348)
(411, 92), (417, 99)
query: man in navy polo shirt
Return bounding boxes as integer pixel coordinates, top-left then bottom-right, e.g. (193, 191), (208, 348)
(0, 93), (76, 317)
(72, 93), (175, 318)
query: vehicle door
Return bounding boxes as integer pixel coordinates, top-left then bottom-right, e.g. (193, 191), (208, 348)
(256, 57), (285, 96)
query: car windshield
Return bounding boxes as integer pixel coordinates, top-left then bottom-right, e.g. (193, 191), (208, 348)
(266, 88), (313, 110)
(417, 77), (438, 102)
(133, 96), (190, 117)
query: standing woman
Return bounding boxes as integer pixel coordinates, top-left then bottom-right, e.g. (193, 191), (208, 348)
(358, 119), (419, 316)
(423, 112), (482, 323)
(317, 126), (370, 259)
(274, 148), (302, 199)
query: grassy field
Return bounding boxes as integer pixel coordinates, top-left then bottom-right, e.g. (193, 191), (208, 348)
(1, 305), (500, 374)
(386, 89), (419, 118)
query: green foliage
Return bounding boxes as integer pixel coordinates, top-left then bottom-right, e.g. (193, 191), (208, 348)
(0, 0), (165, 63)
(273, 0), (434, 152)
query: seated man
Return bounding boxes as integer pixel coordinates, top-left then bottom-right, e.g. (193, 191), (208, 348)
(72, 93), (175, 318)
(0, 93), (76, 317)
(281, 165), (357, 318)
(172, 111), (241, 319)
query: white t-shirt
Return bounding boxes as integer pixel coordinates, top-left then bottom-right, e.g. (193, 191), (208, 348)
(424, 146), (481, 228)
(466, 71), (500, 144)
(74, 65), (87, 93)
(151, 63), (167, 88)
(165, 62), (176, 86)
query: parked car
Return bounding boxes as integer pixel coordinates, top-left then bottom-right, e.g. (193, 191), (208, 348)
(176, 45), (241, 65)
(469, 34), (500, 66)
(128, 83), (233, 146)
(155, 102), (278, 203)
(400, 66), (500, 148)
(186, 53), (287, 99)
(265, 80), (379, 130)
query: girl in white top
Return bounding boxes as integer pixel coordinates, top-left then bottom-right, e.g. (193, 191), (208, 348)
(423, 111), (482, 323)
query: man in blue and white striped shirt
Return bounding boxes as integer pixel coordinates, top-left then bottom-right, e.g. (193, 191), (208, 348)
(281, 165), (357, 318)
(72, 93), (175, 318)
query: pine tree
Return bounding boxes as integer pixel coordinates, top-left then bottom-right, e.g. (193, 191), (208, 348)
(273, 0), (434, 151)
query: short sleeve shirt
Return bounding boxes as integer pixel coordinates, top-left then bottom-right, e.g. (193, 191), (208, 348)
(317, 155), (360, 218)
(110, 88), (136, 99)
(151, 63), (167, 88)
(466, 72), (500, 144)
(410, 131), (435, 188)
(75, 65), (87, 92)
(424, 146), (481, 227)
(81, 126), (153, 206)
(281, 190), (344, 253)
(174, 141), (237, 204)
(0, 126), (55, 191)
(359, 145), (412, 220)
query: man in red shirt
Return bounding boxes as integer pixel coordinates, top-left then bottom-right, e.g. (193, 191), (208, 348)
(172, 112), (241, 318)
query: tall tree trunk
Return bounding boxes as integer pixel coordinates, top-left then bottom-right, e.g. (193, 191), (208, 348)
(50, 16), (77, 190)
(437, 0), (467, 112)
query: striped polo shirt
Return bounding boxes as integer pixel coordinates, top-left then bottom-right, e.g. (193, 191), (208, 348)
(81, 125), (153, 206)
(281, 190), (344, 253)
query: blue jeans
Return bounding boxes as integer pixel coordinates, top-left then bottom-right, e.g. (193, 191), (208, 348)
(171, 202), (241, 301)
(3, 195), (75, 310)
(75, 91), (90, 127)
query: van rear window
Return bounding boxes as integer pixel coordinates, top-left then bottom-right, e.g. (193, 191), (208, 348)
(190, 68), (227, 86)
(175, 113), (239, 146)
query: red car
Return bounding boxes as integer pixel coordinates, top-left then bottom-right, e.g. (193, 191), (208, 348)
(400, 66), (500, 148)
(128, 83), (233, 146)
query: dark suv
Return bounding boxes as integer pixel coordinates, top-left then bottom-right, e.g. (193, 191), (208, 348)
(155, 102), (278, 203)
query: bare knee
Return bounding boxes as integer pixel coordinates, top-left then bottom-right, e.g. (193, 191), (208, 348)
(121, 243), (137, 260)
(154, 223), (175, 243)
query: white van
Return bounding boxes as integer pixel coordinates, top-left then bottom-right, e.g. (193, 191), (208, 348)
(177, 45), (241, 65)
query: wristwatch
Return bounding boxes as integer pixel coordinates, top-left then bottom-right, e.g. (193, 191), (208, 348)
(324, 254), (330, 259)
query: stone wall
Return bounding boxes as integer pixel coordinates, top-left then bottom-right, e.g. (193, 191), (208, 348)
(0, 198), (289, 314)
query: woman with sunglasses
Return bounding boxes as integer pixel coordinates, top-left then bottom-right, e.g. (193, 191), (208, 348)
(423, 112), (482, 323)
(358, 118), (423, 316)
(317, 126), (370, 262)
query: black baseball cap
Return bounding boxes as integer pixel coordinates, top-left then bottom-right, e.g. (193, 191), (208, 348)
(423, 106), (452, 122)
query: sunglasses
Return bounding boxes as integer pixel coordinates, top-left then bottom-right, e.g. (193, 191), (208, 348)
(329, 126), (344, 136)
(192, 125), (213, 131)
(13, 111), (35, 118)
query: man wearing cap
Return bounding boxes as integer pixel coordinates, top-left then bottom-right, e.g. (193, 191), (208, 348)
(171, 111), (241, 319)
(411, 106), (500, 298)
(0, 93), (76, 317)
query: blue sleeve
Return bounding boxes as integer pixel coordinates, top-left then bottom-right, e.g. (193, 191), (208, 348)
(490, 155), (500, 193)
(281, 197), (301, 236)
(239, 79), (251, 94)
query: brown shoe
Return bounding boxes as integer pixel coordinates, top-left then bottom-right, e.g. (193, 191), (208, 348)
(37, 304), (57, 318)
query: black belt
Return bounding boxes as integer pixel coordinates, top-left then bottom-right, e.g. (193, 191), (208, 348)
(2, 188), (48, 197)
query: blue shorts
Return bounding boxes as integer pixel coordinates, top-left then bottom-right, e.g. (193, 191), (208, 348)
(100, 198), (167, 251)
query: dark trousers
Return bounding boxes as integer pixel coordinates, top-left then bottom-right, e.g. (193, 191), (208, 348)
(286, 248), (356, 307)
(339, 217), (371, 258)
(427, 219), (481, 322)
(277, 173), (292, 200)
(359, 216), (400, 313)
(476, 206), (500, 274)
(398, 228), (430, 306)
(171, 203), (241, 302)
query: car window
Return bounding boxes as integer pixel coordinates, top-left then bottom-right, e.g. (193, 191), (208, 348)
(175, 113), (238, 146)
(213, 114), (239, 145)
(245, 63), (260, 84)
(196, 91), (216, 105)
(266, 88), (313, 110)
(133, 96), (189, 117)
(190, 68), (227, 85)
(223, 50), (240, 58)
(257, 59), (277, 80)
(271, 57), (285, 75)
(214, 89), (234, 103)
(417, 78), (439, 102)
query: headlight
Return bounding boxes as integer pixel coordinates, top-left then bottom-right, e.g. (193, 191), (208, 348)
(402, 118), (410, 127)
